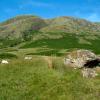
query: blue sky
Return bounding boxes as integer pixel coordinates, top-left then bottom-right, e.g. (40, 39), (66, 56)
(0, 0), (100, 22)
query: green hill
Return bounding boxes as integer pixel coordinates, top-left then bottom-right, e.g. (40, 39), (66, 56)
(0, 15), (100, 54)
(0, 15), (100, 39)
(0, 15), (46, 39)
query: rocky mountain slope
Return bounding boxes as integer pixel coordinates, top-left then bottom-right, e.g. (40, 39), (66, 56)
(41, 16), (100, 34)
(0, 15), (46, 39)
(0, 15), (100, 39)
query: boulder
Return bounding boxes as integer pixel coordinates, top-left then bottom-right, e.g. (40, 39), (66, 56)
(24, 56), (32, 60)
(1, 60), (9, 64)
(64, 49), (97, 68)
(64, 49), (100, 78)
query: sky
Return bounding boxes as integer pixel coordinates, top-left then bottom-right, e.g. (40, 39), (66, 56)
(0, 0), (100, 22)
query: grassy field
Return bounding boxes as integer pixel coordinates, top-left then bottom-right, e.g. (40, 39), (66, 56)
(0, 56), (100, 100)
(0, 33), (100, 100)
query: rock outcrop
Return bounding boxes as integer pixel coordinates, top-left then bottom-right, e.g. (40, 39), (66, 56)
(64, 49), (100, 78)
(64, 49), (97, 68)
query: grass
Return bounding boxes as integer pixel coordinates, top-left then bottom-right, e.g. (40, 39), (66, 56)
(0, 56), (100, 100)
(21, 34), (100, 54)
(26, 49), (64, 56)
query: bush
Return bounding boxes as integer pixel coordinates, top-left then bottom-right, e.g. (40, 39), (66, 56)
(0, 53), (17, 59)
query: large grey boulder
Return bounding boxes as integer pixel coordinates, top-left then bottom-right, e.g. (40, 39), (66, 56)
(64, 49), (97, 68)
(64, 49), (100, 78)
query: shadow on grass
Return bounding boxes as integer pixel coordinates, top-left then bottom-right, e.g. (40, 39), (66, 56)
(26, 50), (65, 57)
(0, 53), (17, 59)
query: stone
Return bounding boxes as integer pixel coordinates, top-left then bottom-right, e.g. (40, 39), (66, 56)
(24, 56), (32, 60)
(82, 68), (98, 78)
(64, 49), (97, 68)
(64, 49), (100, 78)
(1, 60), (9, 64)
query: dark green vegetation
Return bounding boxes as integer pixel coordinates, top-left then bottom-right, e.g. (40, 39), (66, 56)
(21, 33), (100, 54)
(0, 57), (100, 100)
(0, 53), (17, 59)
(26, 50), (63, 56)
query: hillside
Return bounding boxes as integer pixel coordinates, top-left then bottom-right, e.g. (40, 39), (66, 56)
(0, 15), (100, 40)
(0, 15), (100, 54)
(0, 15), (47, 39)
(41, 16), (100, 34)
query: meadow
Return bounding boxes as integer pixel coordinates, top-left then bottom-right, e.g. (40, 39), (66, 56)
(0, 31), (100, 100)
(0, 53), (100, 100)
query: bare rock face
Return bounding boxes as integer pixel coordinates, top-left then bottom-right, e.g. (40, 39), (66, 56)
(64, 49), (97, 68)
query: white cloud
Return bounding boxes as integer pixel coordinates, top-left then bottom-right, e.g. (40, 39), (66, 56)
(20, 1), (53, 9)
(87, 13), (100, 22)
(3, 1), (53, 14)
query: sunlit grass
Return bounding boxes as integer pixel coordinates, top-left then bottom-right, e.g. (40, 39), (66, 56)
(0, 57), (100, 100)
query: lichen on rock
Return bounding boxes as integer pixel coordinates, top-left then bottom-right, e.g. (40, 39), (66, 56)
(64, 49), (100, 78)
(64, 49), (97, 68)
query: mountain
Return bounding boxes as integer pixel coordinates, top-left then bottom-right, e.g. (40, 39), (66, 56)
(0, 15), (100, 54)
(0, 15), (47, 39)
(0, 15), (100, 40)
(41, 16), (100, 34)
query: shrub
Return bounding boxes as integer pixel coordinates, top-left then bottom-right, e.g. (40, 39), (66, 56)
(0, 53), (17, 59)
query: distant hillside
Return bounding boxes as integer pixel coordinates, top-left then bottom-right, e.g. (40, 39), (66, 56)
(41, 16), (100, 34)
(0, 15), (47, 39)
(0, 15), (100, 51)
(0, 15), (100, 39)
